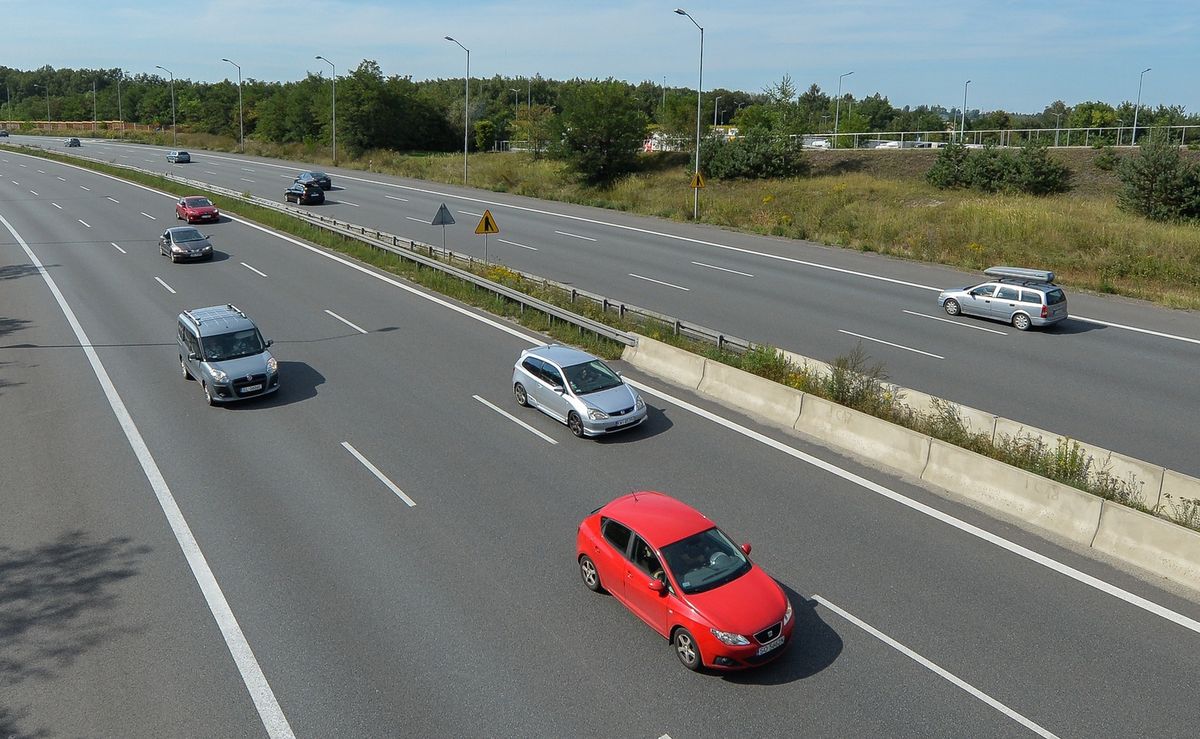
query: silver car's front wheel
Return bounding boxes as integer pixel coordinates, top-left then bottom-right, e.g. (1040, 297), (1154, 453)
(567, 412), (585, 438)
(944, 298), (961, 316)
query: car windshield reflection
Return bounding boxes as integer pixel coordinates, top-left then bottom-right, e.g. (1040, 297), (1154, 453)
(202, 329), (264, 361)
(660, 528), (751, 595)
(563, 360), (623, 395)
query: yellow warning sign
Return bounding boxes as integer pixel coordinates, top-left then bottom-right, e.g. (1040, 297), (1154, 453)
(475, 209), (500, 235)
(690, 172), (706, 189)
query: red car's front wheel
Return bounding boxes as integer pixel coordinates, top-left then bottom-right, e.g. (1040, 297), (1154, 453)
(673, 628), (702, 671)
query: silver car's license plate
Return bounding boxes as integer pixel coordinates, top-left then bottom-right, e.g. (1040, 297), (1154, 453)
(756, 635), (784, 656)
(241, 384), (262, 393)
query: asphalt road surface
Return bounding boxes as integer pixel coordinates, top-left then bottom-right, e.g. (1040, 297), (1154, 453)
(3, 148), (1200, 738)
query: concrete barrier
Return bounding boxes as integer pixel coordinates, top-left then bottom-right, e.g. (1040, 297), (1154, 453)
(623, 334), (706, 389)
(921, 439), (1103, 546)
(1092, 501), (1200, 587)
(794, 394), (932, 479)
(1161, 469), (1200, 508)
(696, 360), (804, 428)
(902, 388), (998, 440)
(779, 349), (833, 380)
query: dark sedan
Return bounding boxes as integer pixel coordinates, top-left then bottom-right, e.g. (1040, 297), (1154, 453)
(295, 171), (332, 190)
(285, 181), (325, 205)
(159, 226), (214, 262)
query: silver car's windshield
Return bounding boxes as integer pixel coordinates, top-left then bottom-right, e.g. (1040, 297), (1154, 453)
(202, 329), (264, 361)
(563, 360), (623, 395)
(660, 528), (751, 595)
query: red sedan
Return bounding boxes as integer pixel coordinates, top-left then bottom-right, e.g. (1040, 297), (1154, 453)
(175, 196), (220, 224)
(576, 492), (794, 671)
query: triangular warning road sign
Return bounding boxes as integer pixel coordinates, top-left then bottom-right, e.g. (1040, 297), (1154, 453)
(431, 203), (456, 226)
(475, 209), (500, 235)
(690, 172), (706, 189)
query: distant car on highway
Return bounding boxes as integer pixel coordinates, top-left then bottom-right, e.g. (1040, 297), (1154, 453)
(177, 304), (279, 406)
(284, 181), (325, 205)
(0, 129), (9, 137)
(175, 195), (220, 223)
(166, 150), (191, 163)
(158, 226), (214, 262)
(295, 170), (332, 190)
(938, 266), (1068, 330)
(576, 491), (794, 671)
(512, 344), (646, 438)
(65, 137), (81, 147)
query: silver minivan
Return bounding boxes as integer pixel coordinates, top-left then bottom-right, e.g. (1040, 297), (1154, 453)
(937, 267), (1068, 330)
(177, 304), (279, 405)
(512, 344), (647, 438)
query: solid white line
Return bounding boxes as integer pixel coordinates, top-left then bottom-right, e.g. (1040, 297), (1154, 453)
(107, 196), (120, 203)
(323, 309), (368, 334)
(385, 195), (408, 201)
(78, 219), (91, 228)
(473, 395), (558, 444)
(838, 329), (944, 359)
(0, 212), (295, 739)
(498, 238), (537, 251)
(241, 262), (268, 278)
(814, 595), (1060, 738)
(554, 230), (597, 242)
(404, 216), (427, 223)
(154, 276), (176, 294)
(625, 377), (1200, 636)
(1072, 315), (1200, 346)
(903, 309), (1008, 335)
(692, 260), (754, 277)
(338, 200), (360, 207)
(459, 210), (482, 217)
(341, 442), (417, 506)
(52, 203), (62, 209)
(141, 211), (156, 220)
(110, 242), (127, 254)
(629, 273), (690, 291)
(79, 185), (90, 191)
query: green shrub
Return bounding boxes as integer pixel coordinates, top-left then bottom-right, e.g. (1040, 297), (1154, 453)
(700, 131), (810, 180)
(1013, 139), (1071, 195)
(929, 140), (1070, 195)
(926, 142), (969, 189)
(1117, 137), (1200, 221)
(1093, 144), (1120, 171)
(963, 146), (1016, 193)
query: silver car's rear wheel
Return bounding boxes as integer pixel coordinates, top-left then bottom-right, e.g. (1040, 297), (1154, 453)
(1013, 313), (1032, 331)
(514, 383), (529, 407)
(567, 412), (585, 438)
(944, 298), (961, 316)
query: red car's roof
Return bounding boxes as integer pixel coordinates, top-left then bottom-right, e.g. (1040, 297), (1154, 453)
(600, 492), (713, 547)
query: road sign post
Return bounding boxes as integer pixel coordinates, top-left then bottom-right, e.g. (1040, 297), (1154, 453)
(690, 172), (705, 218)
(474, 209), (499, 265)
(431, 203), (455, 253)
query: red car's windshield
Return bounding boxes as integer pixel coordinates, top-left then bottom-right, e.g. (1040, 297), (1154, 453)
(184, 197), (212, 207)
(660, 528), (750, 594)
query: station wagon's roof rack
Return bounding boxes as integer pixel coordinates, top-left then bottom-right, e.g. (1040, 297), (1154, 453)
(984, 266), (1056, 285)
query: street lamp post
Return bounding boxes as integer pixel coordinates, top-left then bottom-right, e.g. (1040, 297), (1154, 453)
(92, 80), (97, 131)
(155, 65), (176, 145)
(222, 58), (244, 153)
(116, 72), (123, 126)
(314, 56), (336, 164)
(713, 95), (722, 126)
(675, 7), (704, 220)
(1131, 67), (1151, 146)
(834, 70), (854, 149)
(960, 79), (971, 143)
(1054, 112), (1063, 147)
(444, 37), (470, 186)
(34, 83), (50, 128)
(511, 88), (520, 113)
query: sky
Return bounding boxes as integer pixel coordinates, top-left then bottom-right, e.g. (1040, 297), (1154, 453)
(2, 0), (1197, 114)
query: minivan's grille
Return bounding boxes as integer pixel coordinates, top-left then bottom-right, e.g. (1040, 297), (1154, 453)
(754, 622), (783, 644)
(233, 373), (267, 394)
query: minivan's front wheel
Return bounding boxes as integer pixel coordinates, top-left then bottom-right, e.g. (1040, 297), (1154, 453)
(180, 357), (193, 380)
(943, 299), (961, 316)
(202, 382), (216, 406)
(514, 383), (529, 407)
(673, 628), (702, 671)
(1012, 313), (1032, 331)
(567, 412), (585, 438)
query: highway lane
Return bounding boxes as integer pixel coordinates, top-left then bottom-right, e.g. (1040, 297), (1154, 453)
(7, 135), (1199, 481)
(3, 156), (1200, 737)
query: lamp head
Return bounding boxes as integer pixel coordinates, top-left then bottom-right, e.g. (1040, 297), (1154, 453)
(674, 8), (686, 14)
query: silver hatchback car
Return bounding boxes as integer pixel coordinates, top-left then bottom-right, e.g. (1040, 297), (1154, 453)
(937, 266), (1068, 330)
(512, 344), (647, 438)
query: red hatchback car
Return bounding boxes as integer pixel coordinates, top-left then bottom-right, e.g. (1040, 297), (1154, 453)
(175, 196), (220, 224)
(576, 492), (794, 671)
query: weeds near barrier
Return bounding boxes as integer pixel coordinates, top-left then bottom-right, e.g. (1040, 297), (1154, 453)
(1159, 495), (1200, 530)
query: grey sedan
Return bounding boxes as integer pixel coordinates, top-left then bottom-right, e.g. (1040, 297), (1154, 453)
(159, 226), (214, 262)
(512, 344), (647, 438)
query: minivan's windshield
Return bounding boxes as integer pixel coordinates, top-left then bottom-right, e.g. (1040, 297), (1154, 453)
(202, 329), (265, 361)
(562, 360), (623, 395)
(660, 528), (751, 595)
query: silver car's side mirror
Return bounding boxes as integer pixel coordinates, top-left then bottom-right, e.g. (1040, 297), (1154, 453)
(265, 339), (273, 347)
(187, 352), (198, 361)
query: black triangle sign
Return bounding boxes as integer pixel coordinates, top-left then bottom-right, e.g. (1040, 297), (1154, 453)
(431, 203), (455, 226)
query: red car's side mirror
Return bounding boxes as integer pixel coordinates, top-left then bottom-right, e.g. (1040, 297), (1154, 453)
(647, 579), (665, 593)
(740, 542), (752, 555)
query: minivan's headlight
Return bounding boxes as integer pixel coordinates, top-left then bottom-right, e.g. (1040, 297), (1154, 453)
(587, 408), (609, 420)
(266, 356), (277, 373)
(710, 628), (751, 646)
(209, 367), (228, 383)
(783, 601), (794, 626)
(635, 395), (645, 410)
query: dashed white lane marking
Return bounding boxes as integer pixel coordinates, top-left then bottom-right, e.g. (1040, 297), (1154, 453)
(154, 276), (177, 294)
(110, 242), (127, 254)
(141, 211), (156, 220)
(814, 595), (1060, 738)
(341, 442), (417, 506)
(29, 190), (38, 196)
(52, 203), (62, 209)
(240, 178), (255, 183)
(204, 171), (218, 175)
(10, 180), (18, 185)
(107, 196), (120, 203)
(79, 185), (91, 191)
(337, 200), (360, 207)
(903, 309), (1008, 335)
(241, 167), (255, 172)
(473, 395), (558, 445)
(56, 176), (67, 181)
(241, 262), (268, 278)
(385, 195), (408, 201)
(498, 238), (537, 251)
(323, 309), (368, 335)
(692, 260), (754, 277)
(838, 329), (944, 359)
(458, 210), (482, 217)
(404, 216), (427, 223)
(36, 169), (46, 173)
(119, 154), (129, 158)
(554, 230), (597, 242)
(142, 158), (155, 163)
(18, 164), (26, 167)
(629, 273), (690, 291)
(78, 219), (91, 228)
(0, 212), (295, 739)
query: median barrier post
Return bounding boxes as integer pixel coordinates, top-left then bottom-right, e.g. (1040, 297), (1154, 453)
(1092, 501), (1200, 589)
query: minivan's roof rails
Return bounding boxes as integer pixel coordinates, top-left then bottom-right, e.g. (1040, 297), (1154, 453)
(984, 266), (1055, 284)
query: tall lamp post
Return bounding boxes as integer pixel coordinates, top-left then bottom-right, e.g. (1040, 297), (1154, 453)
(92, 80), (97, 131)
(960, 79), (971, 143)
(155, 65), (176, 145)
(444, 37), (470, 186)
(674, 7), (704, 220)
(1054, 111), (1063, 147)
(713, 95), (723, 126)
(222, 58), (244, 153)
(314, 56), (336, 164)
(34, 83), (50, 128)
(116, 71), (123, 126)
(1131, 67), (1151, 146)
(834, 70), (853, 149)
